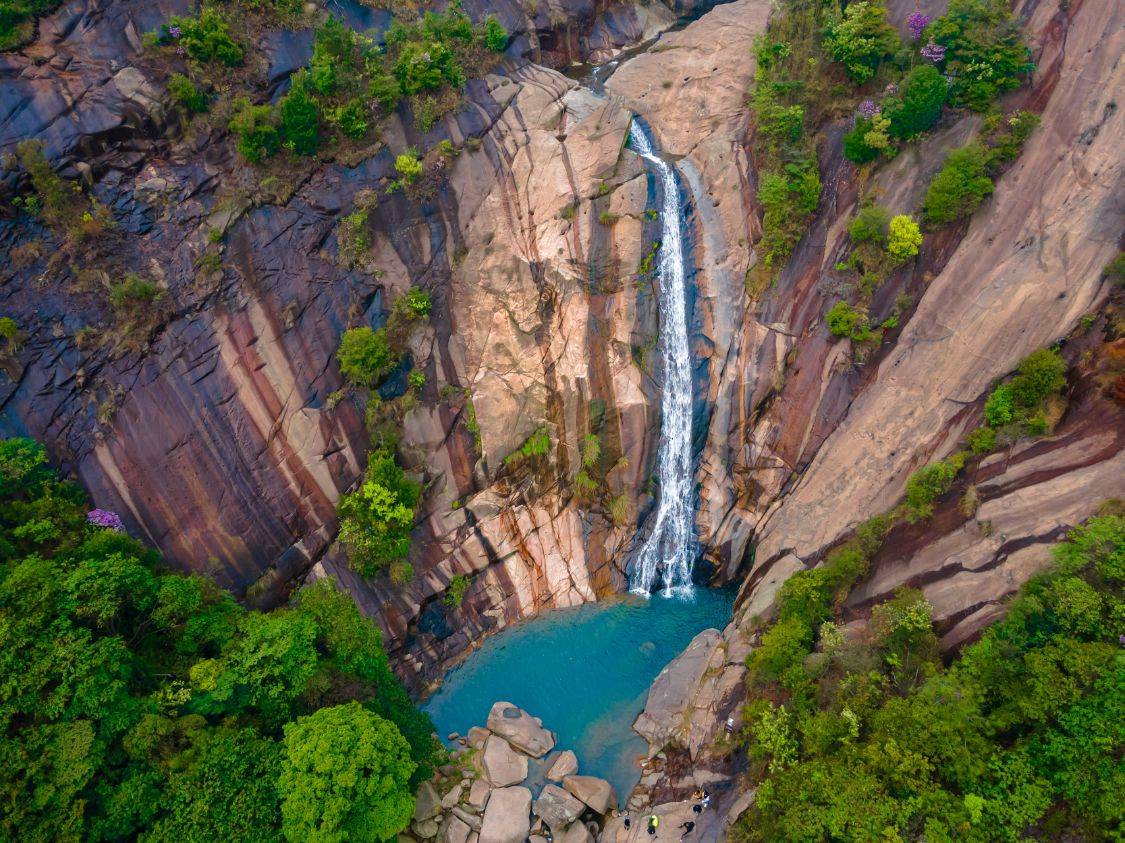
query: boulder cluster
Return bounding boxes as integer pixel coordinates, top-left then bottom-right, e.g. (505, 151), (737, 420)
(407, 702), (620, 843)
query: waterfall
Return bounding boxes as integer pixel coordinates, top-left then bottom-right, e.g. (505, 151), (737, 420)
(627, 122), (696, 597)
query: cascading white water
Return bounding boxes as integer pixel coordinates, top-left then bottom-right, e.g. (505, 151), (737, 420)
(628, 122), (696, 597)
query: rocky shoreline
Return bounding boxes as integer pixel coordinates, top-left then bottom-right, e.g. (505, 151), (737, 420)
(410, 700), (749, 843)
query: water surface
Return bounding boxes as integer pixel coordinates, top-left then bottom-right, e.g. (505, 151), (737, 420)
(423, 588), (734, 801)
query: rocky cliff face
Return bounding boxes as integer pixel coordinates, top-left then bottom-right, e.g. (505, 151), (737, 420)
(1, 0), (1120, 700)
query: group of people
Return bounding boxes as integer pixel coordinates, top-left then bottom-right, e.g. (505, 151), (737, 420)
(621, 788), (711, 841)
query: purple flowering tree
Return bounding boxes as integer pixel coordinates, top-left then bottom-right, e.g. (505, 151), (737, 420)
(87, 508), (126, 532)
(857, 99), (881, 119)
(921, 40), (946, 63)
(907, 12), (930, 41)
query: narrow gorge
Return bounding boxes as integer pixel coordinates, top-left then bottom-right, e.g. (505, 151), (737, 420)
(0, 0), (1121, 837)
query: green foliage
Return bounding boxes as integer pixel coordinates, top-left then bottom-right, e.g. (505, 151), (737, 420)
(337, 326), (395, 388)
(278, 702), (416, 843)
(581, 433), (601, 468)
(0, 0), (60, 50)
(927, 0), (1033, 111)
(826, 300), (869, 340)
(278, 71), (320, 156)
(109, 273), (162, 311)
(847, 205), (889, 244)
(397, 287), (433, 320)
(229, 98), (281, 163)
(981, 347), (1067, 438)
(167, 73), (209, 114)
(0, 437), (435, 841)
(884, 65), (947, 139)
(823, 0), (900, 83)
(483, 16), (508, 52)
(967, 425), (997, 454)
(391, 149), (424, 191)
(904, 452), (966, 521)
(923, 142), (994, 224)
(444, 574), (471, 607)
(165, 10), (244, 66)
(735, 514), (1124, 842)
(504, 427), (551, 467)
(886, 214), (922, 262)
(842, 117), (881, 164)
(16, 139), (109, 237)
(756, 162), (821, 267)
(337, 449), (420, 576)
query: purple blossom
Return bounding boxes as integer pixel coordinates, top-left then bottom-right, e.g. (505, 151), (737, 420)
(87, 508), (125, 532)
(857, 99), (881, 119)
(921, 40), (946, 63)
(907, 12), (930, 40)
(168, 24), (182, 39)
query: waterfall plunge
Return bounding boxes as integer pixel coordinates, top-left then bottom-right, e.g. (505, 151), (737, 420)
(627, 122), (696, 597)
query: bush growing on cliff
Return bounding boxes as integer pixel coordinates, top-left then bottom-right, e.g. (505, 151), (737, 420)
(336, 449), (420, 577)
(167, 73), (209, 114)
(229, 98), (281, 163)
(923, 142), (994, 224)
(278, 70), (321, 156)
(337, 326), (396, 388)
(822, 0), (900, 83)
(735, 513), (1124, 841)
(903, 451), (966, 521)
(0, 436), (436, 841)
(979, 346), (1068, 441)
(0, 0), (61, 50)
(162, 9), (244, 66)
(926, 0), (1033, 111)
(886, 214), (922, 262)
(884, 65), (947, 139)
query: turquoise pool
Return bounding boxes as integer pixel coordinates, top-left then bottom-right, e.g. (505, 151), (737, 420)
(422, 588), (735, 801)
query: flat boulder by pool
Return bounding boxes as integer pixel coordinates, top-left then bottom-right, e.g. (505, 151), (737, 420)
(482, 735), (529, 787)
(562, 775), (617, 815)
(486, 701), (556, 757)
(532, 783), (585, 831)
(546, 749), (579, 781)
(479, 786), (532, 843)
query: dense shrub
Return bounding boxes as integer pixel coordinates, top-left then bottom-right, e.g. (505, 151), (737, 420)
(444, 574), (471, 607)
(927, 0), (1033, 111)
(504, 427), (551, 466)
(337, 326), (395, 388)
(167, 73), (209, 114)
(922, 142), (993, 224)
(336, 449), (420, 576)
(756, 163), (822, 266)
(904, 452), (966, 521)
(842, 116), (882, 164)
(823, 0), (900, 83)
(980, 346), (1067, 440)
(886, 214), (922, 262)
(229, 98), (281, 163)
(164, 9), (244, 66)
(109, 273), (162, 311)
(483, 15), (508, 52)
(279, 70), (321, 156)
(0, 437), (436, 841)
(847, 204), (889, 244)
(736, 513), (1124, 842)
(279, 702), (415, 842)
(884, 65), (947, 139)
(0, 0), (60, 50)
(826, 300), (869, 340)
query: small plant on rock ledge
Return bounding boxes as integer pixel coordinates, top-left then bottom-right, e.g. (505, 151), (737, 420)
(444, 574), (471, 607)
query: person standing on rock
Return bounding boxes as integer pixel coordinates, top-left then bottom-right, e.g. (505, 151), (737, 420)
(679, 820), (695, 839)
(648, 815), (659, 836)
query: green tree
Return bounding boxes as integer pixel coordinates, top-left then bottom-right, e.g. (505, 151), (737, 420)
(229, 98), (281, 163)
(885, 65), (947, 139)
(337, 326), (395, 388)
(278, 702), (416, 843)
(923, 143), (993, 224)
(927, 0), (1033, 110)
(337, 450), (420, 576)
(279, 71), (321, 156)
(886, 215), (922, 262)
(823, 0), (900, 83)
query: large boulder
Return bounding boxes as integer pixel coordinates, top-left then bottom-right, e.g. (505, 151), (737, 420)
(467, 779), (492, 812)
(479, 786), (532, 843)
(532, 783), (586, 831)
(443, 816), (472, 843)
(481, 736), (529, 787)
(486, 702), (556, 757)
(546, 750), (578, 781)
(562, 775), (617, 815)
(415, 781), (443, 822)
(560, 822), (594, 843)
